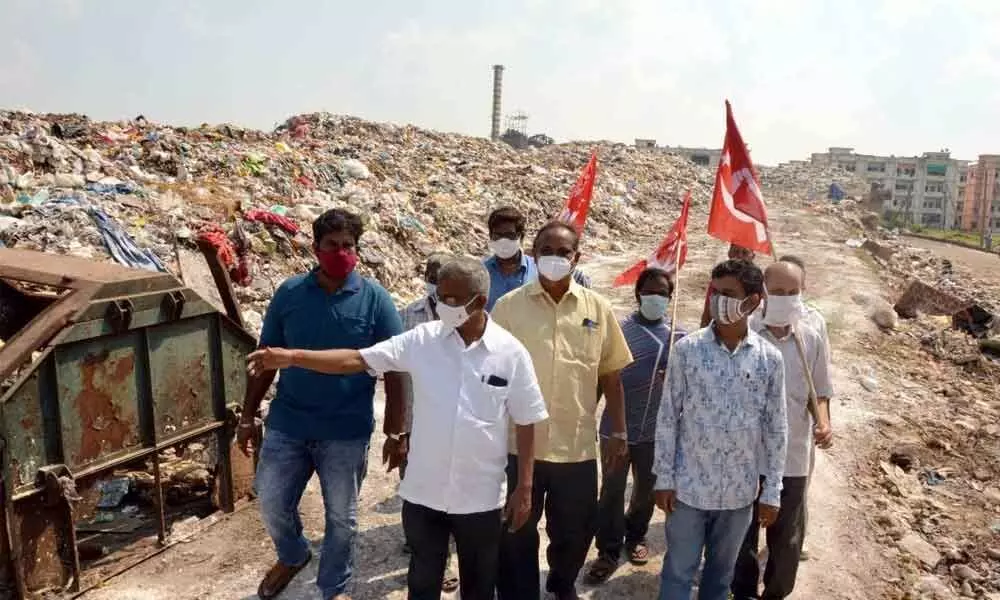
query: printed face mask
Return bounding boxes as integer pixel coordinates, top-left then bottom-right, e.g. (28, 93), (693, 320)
(316, 248), (358, 279)
(489, 238), (521, 260)
(763, 293), (803, 327)
(639, 294), (670, 321)
(709, 293), (749, 325)
(437, 298), (475, 329)
(537, 255), (573, 282)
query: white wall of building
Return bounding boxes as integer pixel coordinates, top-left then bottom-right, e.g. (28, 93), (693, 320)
(810, 148), (968, 229)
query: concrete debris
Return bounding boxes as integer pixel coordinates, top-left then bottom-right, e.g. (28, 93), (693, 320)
(898, 532), (942, 568)
(950, 564), (982, 582)
(0, 110), (714, 329)
(859, 309), (1000, 595)
(912, 574), (957, 599)
(851, 291), (899, 330)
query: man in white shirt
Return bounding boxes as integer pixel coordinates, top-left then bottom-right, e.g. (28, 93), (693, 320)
(248, 257), (549, 600)
(777, 254), (830, 563)
(731, 261), (833, 600)
(397, 253), (461, 593)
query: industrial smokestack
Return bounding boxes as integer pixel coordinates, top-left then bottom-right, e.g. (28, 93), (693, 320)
(491, 65), (504, 141)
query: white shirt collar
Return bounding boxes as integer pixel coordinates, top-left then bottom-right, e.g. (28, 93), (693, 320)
(440, 315), (502, 352)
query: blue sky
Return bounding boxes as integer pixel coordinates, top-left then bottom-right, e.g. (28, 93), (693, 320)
(2, 0), (998, 165)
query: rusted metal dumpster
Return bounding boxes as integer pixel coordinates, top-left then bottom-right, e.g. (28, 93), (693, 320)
(0, 248), (256, 599)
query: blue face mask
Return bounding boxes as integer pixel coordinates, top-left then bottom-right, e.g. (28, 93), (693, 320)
(639, 294), (669, 321)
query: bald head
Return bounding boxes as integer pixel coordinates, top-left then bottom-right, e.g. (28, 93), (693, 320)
(764, 261), (803, 296)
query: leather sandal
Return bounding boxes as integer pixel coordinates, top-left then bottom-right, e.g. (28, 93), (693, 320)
(628, 542), (650, 566)
(257, 551), (312, 599)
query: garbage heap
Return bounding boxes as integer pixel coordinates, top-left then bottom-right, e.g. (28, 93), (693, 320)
(761, 160), (871, 203)
(0, 110), (714, 329)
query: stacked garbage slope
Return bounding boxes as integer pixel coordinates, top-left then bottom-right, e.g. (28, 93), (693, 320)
(1, 111), (715, 327)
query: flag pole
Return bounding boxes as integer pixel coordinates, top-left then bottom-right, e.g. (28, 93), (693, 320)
(660, 207), (687, 396)
(665, 241), (684, 357)
(764, 233), (820, 423)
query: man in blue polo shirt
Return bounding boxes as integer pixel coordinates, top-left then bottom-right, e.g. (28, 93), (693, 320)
(237, 208), (405, 600)
(483, 206), (591, 311)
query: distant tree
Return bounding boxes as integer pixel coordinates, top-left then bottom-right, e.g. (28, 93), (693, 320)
(500, 128), (530, 150)
(528, 134), (554, 147)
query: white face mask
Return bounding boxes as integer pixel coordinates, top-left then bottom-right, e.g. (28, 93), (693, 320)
(639, 294), (670, 321)
(709, 293), (749, 325)
(436, 298), (475, 330)
(425, 282), (437, 298)
(537, 255), (573, 282)
(763, 293), (803, 327)
(489, 238), (521, 260)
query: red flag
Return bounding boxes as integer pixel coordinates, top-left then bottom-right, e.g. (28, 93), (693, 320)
(613, 191), (691, 287)
(706, 100), (772, 255)
(558, 151), (598, 234)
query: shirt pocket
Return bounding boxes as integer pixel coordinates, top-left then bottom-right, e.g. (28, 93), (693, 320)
(465, 384), (507, 424)
(562, 318), (602, 365)
(333, 316), (375, 348)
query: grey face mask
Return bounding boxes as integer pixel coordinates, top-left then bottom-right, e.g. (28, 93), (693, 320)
(709, 293), (748, 325)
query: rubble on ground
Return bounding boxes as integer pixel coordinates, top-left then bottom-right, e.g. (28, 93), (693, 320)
(854, 314), (1000, 598)
(0, 110), (713, 334)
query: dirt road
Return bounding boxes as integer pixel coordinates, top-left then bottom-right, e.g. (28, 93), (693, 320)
(903, 235), (999, 273)
(84, 205), (896, 599)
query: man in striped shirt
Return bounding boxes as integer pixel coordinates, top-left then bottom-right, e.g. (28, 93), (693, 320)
(585, 267), (687, 584)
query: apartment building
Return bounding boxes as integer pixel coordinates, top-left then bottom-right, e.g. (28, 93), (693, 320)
(961, 155), (1000, 235)
(810, 147), (969, 229)
(633, 139), (723, 171)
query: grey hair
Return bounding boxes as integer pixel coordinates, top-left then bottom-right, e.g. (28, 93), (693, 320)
(425, 252), (451, 272)
(438, 257), (491, 299)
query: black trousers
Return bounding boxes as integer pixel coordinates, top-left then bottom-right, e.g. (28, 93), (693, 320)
(497, 456), (598, 600)
(402, 501), (501, 600)
(594, 440), (656, 560)
(731, 476), (808, 600)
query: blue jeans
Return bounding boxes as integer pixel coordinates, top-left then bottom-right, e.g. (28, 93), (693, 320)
(255, 428), (369, 598)
(659, 501), (753, 600)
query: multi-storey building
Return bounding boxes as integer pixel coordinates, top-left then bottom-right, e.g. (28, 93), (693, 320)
(961, 155), (1000, 236)
(810, 147), (969, 229)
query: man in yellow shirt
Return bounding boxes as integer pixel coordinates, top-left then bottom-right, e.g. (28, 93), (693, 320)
(492, 221), (634, 600)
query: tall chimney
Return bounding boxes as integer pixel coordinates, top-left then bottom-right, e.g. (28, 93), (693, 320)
(491, 65), (504, 141)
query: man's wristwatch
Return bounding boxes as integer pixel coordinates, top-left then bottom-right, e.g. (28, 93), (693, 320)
(387, 432), (409, 441)
(609, 432), (628, 442)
